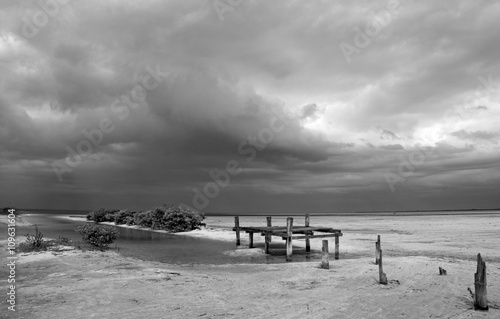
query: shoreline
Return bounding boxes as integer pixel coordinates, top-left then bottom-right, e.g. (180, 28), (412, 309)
(60, 215), (238, 243)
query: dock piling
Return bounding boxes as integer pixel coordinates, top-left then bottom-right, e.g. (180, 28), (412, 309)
(265, 217), (272, 254)
(474, 253), (488, 310)
(335, 235), (339, 260)
(379, 248), (388, 285)
(375, 235), (381, 265)
(321, 240), (330, 269)
(249, 232), (254, 248)
(286, 217), (293, 262)
(235, 216), (240, 246)
(305, 214), (310, 253)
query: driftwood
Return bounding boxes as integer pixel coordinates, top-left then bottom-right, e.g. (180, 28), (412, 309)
(474, 253), (488, 310)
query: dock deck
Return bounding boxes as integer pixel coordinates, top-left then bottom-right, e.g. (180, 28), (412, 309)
(232, 215), (343, 261)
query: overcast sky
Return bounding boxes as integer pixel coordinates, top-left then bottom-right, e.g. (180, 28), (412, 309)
(1, 0), (499, 213)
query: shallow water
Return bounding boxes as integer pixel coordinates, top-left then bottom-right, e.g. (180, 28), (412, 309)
(7, 211), (323, 265)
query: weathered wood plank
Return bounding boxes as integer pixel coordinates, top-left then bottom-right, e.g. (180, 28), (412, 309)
(235, 226), (341, 234)
(279, 234), (342, 240)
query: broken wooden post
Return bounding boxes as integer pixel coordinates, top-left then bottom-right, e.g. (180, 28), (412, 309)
(439, 267), (447, 275)
(286, 217), (293, 262)
(235, 216), (240, 246)
(335, 235), (340, 260)
(305, 214), (310, 253)
(474, 253), (488, 310)
(249, 232), (254, 248)
(375, 235), (381, 265)
(265, 216), (272, 254)
(379, 249), (388, 285)
(321, 240), (329, 269)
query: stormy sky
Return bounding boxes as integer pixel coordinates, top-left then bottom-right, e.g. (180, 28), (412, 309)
(1, 0), (499, 213)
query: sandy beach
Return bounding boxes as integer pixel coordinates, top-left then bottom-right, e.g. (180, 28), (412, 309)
(1, 214), (499, 318)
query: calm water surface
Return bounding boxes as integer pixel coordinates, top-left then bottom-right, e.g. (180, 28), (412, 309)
(10, 210), (321, 265)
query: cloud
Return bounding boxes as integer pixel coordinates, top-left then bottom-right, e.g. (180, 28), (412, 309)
(1, 0), (499, 212)
(451, 129), (500, 143)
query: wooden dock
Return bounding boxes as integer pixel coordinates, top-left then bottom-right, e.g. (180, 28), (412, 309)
(232, 215), (342, 261)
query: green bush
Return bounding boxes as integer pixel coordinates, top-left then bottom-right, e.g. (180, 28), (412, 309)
(18, 225), (48, 252)
(114, 210), (136, 225)
(134, 210), (153, 228)
(87, 208), (119, 223)
(84, 204), (204, 233)
(162, 205), (205, 232)
(150, 207), (168, 230)
(76, 224), (118, 250)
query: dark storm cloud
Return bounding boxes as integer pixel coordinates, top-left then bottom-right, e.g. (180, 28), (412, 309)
(1, 0), (499, 211)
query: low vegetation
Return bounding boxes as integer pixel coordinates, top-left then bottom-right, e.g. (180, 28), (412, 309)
(17, 225), (49, 252)
(76, 224), (118, 250)
(1, 207), (18, 215)
(86, 204), (205, 233)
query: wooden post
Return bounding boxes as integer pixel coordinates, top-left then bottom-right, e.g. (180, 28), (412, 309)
(235, 216), (240, 246)
(474, 253), (488, 310)
(375, 235), (381, 265)
(321, 240), (329, 269)
(265, 216), (272, 254)
(286, 217), (293, 262)
(249, 232), (254, 248)
(439, 267), (447, 275)
(335, 235), (339, 260)
(305, 214), (310, 253)
(379, 249), (388, 285)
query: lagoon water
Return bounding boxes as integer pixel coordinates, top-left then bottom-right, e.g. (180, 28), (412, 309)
(11, 210), (323, 265)
(12, 210), (239, 265)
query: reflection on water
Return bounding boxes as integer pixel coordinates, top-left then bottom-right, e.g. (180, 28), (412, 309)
(13, 213), (318, 265)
